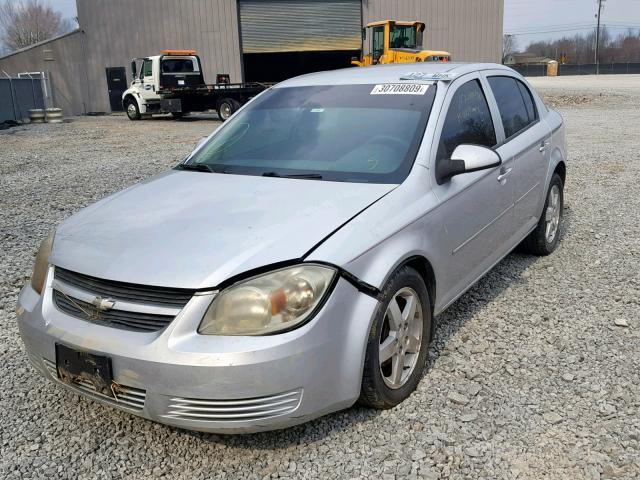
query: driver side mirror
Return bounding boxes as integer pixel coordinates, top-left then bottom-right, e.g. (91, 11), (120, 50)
(131, 60), (137, 80)
(436, 144), (501, 184)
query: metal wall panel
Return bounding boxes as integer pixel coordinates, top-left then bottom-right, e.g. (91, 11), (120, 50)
(362, 0), (503, 63)
(0, 30), (86, 115)
(239, 0), (362, 53)
(0, 0), (503, 115)
(76, 0), (243, 113)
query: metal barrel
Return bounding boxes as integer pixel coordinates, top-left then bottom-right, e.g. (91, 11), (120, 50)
(29, 109), (45, 123)
(45, 108), (63, 123)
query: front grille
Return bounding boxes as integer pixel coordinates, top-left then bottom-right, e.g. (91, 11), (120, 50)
(52, 266), (196, 332)
(163, 389), (303, 422)
(55, 267), (195, 308)
(43, 358), (146, 411)
(53, 290), (174, 332)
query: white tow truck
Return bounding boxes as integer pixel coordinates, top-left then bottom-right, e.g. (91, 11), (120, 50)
(122, 49), (268, 121)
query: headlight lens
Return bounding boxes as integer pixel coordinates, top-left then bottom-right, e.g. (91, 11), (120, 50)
(198, 264), (336, 335)
(31, 232), (54, 295)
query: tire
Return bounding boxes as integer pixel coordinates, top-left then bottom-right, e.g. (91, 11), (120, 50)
(521, 173), (564, 256)
(359, 266), (432, 409)
(217, 98), (240, 121)
(171, 112), (185, 119)
(125, 98), (141, 121)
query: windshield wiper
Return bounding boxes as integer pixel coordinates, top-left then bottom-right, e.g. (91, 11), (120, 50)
(176, 163), (226, 173)
(262, 171), (323, 180)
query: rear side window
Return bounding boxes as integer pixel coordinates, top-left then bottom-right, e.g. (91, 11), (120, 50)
(488, 76), (537, 139)
(517, 80), (537, 123)
(437, 79), (496, 160)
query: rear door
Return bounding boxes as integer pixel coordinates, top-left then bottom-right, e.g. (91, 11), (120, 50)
(485, 74), (551, 237)
(105, 67), (127, 112)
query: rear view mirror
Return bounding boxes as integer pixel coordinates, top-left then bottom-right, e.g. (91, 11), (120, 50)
(131, 60), (137, 79)
(436, 144), (501, 184)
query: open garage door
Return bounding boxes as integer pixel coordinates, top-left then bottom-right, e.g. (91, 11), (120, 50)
(239, 0), (362, 82)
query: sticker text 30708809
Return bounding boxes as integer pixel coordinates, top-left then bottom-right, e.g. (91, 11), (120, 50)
(370, 84), (429, 95)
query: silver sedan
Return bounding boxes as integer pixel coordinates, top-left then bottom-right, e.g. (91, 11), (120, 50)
(17, 63), (566, 433)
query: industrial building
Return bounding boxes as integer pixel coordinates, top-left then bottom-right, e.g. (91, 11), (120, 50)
(0, 0), (503, 116)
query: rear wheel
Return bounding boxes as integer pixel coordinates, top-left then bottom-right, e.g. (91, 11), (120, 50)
(217, 98), (240, 121)
(359, 266), (431, 409)
(171, 112), (185, 119)
(125, 98), (141, 121)
(521, 173), (564, 255)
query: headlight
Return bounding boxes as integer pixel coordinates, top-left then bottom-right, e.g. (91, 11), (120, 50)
(198, 264), (336, 335)
(31, 232), (54, 295)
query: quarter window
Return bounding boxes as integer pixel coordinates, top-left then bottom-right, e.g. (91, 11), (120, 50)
(437, 79), (497, 161)
(488, 76), (537, 139)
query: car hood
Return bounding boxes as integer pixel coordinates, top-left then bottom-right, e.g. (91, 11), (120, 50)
(51, 171), (395, 289)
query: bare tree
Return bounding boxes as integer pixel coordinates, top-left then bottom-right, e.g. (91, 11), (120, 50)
(524, 28), (640, 64)
(502, 34), (518, 63)
(0, 0), (73, 53)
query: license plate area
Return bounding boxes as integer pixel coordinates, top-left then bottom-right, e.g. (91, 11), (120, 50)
(55, 343), (114, 396)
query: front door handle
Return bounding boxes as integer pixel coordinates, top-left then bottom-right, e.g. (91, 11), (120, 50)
(497, 166), (513, 182)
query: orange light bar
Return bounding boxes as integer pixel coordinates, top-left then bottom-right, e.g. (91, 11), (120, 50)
(161, 49), (196, 56)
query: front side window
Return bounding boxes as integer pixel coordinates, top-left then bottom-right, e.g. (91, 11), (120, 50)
(437, 79), (497, 161)
(188, 84), (437, 184)
(372, 26), (384, 61)
(488, 76), (536, 139)
(142, 59), (153, 78)
(389, 25), (418, 49)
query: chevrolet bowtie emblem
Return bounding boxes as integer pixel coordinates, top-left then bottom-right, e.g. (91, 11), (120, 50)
(91, 297), (116, 311)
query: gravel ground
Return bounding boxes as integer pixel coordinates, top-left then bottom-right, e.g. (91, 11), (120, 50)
(1, 76), (639, 479)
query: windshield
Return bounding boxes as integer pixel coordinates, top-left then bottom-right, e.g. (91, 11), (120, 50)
(161, 57), (200, 74)
(187, 84), (436, 183)
(389, 25), (420, 49)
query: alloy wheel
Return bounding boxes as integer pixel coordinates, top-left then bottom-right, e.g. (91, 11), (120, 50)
(545, 184), (561, 243)
(379, 287), (423, 389)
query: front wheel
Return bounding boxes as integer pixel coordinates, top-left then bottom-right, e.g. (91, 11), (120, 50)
(125, 98), (141, 121)
(521, 173), (564, 255)
(359, 266), (432, 409)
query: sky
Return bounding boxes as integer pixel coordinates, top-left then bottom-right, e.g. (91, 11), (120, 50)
(504, 0), (640, 48)
(53, 0), (640, 49)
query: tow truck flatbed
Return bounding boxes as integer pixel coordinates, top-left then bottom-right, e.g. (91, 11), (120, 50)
(122, 50), (271, 121)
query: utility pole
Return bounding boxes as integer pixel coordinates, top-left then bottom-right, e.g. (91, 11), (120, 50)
(595, 0), (605, 74)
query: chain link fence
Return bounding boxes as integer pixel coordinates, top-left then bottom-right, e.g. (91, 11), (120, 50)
(511, 62), (640, 77)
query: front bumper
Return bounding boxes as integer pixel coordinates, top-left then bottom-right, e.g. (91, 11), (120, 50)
(17, 269), (379, 433)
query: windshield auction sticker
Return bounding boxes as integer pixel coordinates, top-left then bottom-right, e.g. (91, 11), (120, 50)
(370, 84), (429, 95)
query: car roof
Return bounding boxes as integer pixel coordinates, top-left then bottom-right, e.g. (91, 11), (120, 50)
(275, 63), (514, 88)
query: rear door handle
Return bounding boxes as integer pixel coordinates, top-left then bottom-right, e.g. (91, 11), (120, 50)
(539, 140), (550, 152)
(497, 167), (513, 182)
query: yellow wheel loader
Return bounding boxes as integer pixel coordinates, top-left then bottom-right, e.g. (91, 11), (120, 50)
(352, 20), (451, 67)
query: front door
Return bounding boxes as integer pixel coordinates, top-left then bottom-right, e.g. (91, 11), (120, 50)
(105, 67), (127, 112)
(430, 76), (516, 308)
